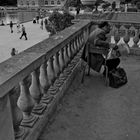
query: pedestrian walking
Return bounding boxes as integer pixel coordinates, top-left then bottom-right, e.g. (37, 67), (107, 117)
(20, 24), (28, 40)
(33, 18), (36, 24)
(40, 19), (43, 30)
(16, 21), (21, 33)
(36, 15), (39, 24)
(10, 21), (13, 33)
(11, 48), (18, 56)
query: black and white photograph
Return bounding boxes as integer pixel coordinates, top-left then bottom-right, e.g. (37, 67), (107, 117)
(0, 0), (140, 140)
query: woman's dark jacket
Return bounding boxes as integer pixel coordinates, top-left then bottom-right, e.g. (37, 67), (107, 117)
(81, 27), (110, 72)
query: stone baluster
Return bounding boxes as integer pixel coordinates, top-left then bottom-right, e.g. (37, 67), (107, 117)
(81, 31), (84, 44)
(30, 70), (41, 104)
(59, 48), (65, 72)
(47, 56), (55, 85)
(68, 43), (72, 61)
(76, 36), (80, 51)
(53, 52), (60, 77)
(77, 35), (80, 49)
(31, 69), (47, 115)
(63, 45), (70, 67)
(73, 38), (77, 55)
(123, 24), (131, 47)
(115, 23), (121, 33)
(39, 63), (50, 95)
(70, 41), (75, 58)
(84, 27), (89, 43)
(18, 78), (38, 127)
(9, 89), (24, 139)
(79, 34), (83, 48)
(132, 25), (140, 48)
(114, 31), (120, 45)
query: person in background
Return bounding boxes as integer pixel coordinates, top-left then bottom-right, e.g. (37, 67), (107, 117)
(33, 18), (36, 24)
(11, 48), (18, 56)
(82, 21), (120, 76)
(36, 15), (39, 24)
(20, 24), (28, 40)
(16, 21), (21, 33)
(1, 20), (5, 26)
(40, 19), (43, 30)
(10, 21), (13, 33)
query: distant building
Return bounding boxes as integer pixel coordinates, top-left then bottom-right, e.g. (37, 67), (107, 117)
(81, 0), (96, 6)
(17, 0), (66, 9)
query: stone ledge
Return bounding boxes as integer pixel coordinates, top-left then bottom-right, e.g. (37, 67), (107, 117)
(130, 48), (140, 56)
(23, 53), (83, 140)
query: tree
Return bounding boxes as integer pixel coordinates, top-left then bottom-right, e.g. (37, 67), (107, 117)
(64, 0), (82, 8)
(102, 2), (111, 10)
(94, 0), (104, 11)
(136, 2), (140, 9)
(111, 1), (116, 10)
(131, 0), (139, 5)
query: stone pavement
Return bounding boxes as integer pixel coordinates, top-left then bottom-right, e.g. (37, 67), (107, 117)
(38, 55), (140, 140)
(0, 19), (50, 63)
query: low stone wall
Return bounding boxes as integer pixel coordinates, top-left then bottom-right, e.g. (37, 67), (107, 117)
(0, 20), (91, 140)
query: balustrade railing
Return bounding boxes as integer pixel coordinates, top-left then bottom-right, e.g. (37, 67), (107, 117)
(102, 20), (140, 48)
(0, 20), (90, 140)
(1, 18), (140, 140)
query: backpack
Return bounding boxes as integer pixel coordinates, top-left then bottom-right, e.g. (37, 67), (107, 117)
(108, 67), (128, 88)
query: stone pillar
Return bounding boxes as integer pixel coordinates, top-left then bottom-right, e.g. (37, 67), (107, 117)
(39, 63), (50, 95)
(53, 52), (60, 77)
(59, 48), (65, 72)
(30, 70), (41, 104)
(9, 89), (24, 139)
(18, 79), (38, 127)
(47, 57), (55, 85)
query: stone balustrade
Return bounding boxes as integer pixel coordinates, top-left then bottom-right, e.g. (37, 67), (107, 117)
(108, 20), (140, 45)
(90, 20), (140, 55)
(1, 18), (140, 140)
(0, 20), (90, 140)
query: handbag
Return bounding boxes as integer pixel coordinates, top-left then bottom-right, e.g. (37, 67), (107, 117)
(108, 67), (128, 88)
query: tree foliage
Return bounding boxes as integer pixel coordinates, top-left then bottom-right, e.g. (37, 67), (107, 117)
(111, 1), (116, 10)
(94, 0), (104, 11)
(136, 2), (140, 9)
(102, 2), (111, 10)
(64, 0), (82, 8)
(48, 11), (74, 33)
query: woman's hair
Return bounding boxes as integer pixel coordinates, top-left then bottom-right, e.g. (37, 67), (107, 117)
(98, 21), (109, 28)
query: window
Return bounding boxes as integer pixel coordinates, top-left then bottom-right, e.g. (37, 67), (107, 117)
(26, 1), (29, 6)
(57, 0), (61, 5)
(32, 1), (35, 5)
(20, 1), (23, 5)
(45, 0), (48, 5)
(51, 1), (54, 5)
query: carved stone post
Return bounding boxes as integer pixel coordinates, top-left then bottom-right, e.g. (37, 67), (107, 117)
(59, 48), (65, 72)
(9, 89), (24, 139)
(30, 70), (41, 104)
(47, 56), (55, 85)
(133, 25), (140, 48)
(68, 43), (72, 60)
(70, 41), (75, 58)
(18, 79), (38, 127)
(39, 63), (50, 95)
(53, 52), (60, 77)
(114, 31), (120, 45)
(123, 24), (131, 47)
(64, 45), (70, 66)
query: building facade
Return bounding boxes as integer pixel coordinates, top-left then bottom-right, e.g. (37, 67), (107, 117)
(17, 0), (66, 9)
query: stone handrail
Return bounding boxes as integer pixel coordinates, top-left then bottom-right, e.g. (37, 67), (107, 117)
(90, 20), (140, 51)
(0, 20), (91, 140)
